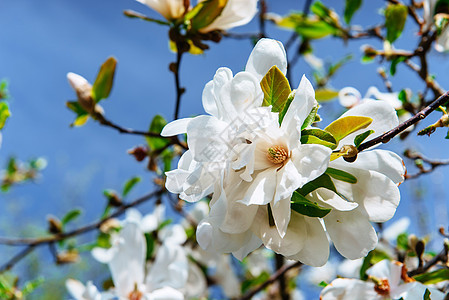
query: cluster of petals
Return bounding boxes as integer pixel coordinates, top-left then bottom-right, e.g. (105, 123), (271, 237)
(66, 211), (189, 300)
(162, 38), (405, 266)
(135, 0), (258, 32)
(320, 259), (445, 300)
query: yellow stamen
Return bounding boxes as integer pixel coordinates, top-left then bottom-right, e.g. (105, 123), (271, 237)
(267, 146), (288, 164)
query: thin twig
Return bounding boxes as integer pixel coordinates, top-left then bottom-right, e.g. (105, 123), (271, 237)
(239, 261), (302, 300)
(275, 254), (289, 300)
(0, 245), (36, 272)
(408, 244), (448, 276)
(404, 150), (449, 179)
(173, 47), (184, 120)
(357, 89), (449, 152)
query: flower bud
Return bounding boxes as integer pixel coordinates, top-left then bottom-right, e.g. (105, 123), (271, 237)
(341, 145), (358, 162)
(67, 72), (95, 113)
(57, 250), (79, 264)
(47, 216), (62, 234)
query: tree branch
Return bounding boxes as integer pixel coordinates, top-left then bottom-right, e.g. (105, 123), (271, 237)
(403, 150), (449, 179)
(173, 47), (185, 120)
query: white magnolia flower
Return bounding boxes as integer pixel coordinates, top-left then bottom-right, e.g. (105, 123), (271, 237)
(310, 100), (405, 260)
(321, 260), (445, 300)
(136, 0), (258, 33)
(162, 38), (287, 202)
(66, 280), (104, 300)
(197, 75), (332, 266)
(124, 205), (165, 232)
(87, 221), (186, 299)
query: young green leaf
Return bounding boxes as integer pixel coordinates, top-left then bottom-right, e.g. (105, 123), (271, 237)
(261, 66), (292, 113)
(66, 101), (89, 127)
(146, 115), (169, 151)
(122, 176), (141, 197)
(92, 57), (117, 102)
(423, 289), (431, 300)
(354, 130), (374, 148)
(324, 116), (373, 143)
(414, 269), (449, 285)
(291, 191), (332, 218)
(385, 4), (408, 43)
(301, 105), (319, 130)
(344, 0), (362, 24)
(300, 128), (337, 149)
(325, 167), (357, 184)
(390, 56), (407, 76)
(279, 90), (296, 125)
(0, 102), (11, 129)
(315, 88), (339, 102)
(297, 173), (337, 196)
(61, 209), (82, 226)
(188, 0), (227, 30)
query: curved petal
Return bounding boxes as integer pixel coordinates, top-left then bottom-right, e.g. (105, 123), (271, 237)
(230, 71), (263, 112)
(311, 188), (359, 211)
(137, 0), (186, 20)
(331, 167), (400, 222)
(161, 118), (192, 136)
(240, 168), (277, 205)
(338, 87), (361, 108)
(66, 279), (86, 300)
(273, 160), (304, 203)
(287, 216), (329, 267)
(324, 209), (378, 259)
(271, 198), (291, 238)
(199, 0), (258, 32)
(245, 38), (287, 82)
(220, 198), (258, 234)
(335, 150), (405, 185)
(232, 234), (262, 261)
(149, 286), (184, 300)
(337, 100), (399, 147)
(159, 224), (187, 245)
(320, 278), (379, 300)
(281, 75), (317, 135)
(186, 115), (230, 162)
(252, 208), (307, 256)
(290, 144), (331, 187)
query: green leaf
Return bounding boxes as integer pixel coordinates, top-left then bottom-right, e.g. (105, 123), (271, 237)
(0, 102), (11, 129)
(241, 271), (270, 293)
(325, 167), (357, 184)
(423, 289), (431, 300)
(188, 0), (227, 30)
(390, 56), (407, 76)
(274, 13), (339, 39)
(61, 209), (82, 226)
(261, 66), (291, 113)
(146, 115), (168, 151)
(397, 232), (409, 250)
(300, 128), (337, 149)
(301, 105), (319, 130)
(92, 57), (117, 102)
(21, 277), (44, 296)
(66, 101), (89, 127)
(354, 130), (374, 148)
(324, 116), (373, 143)
(344, 0), (362, 24)
(291, 191), (331, 218)
(297, 173), (337, 196)
(0, 80), (8, 99)
(279, 90), (296, 125)
(315, 88), (339, 102)
(122, 176), (141, 197)
(318, 281), (328, 287)
(145, 233), (156, 260)
(385, 4), (408, 43)
(359, 250), (374, 280)
(97, 232), (111, 248)
(414, 269), (449, 285)
(446, 128), (449, 139)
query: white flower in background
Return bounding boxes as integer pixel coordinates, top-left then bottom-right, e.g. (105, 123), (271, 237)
(320, 260), (445, 300)
(124, 205), (165, 232)
(135, 0), (258, 33)
(310, 100), (405, 260)
(162, 38), (287, 202)
(337, 258), (364, 279)
(381, 217), (410, 244)
(68, 221), (186, 300)
(66, 280), (104, 300)
(424, 0), (449, 52)
(136, 0), (187, 21)
(199, 0), (258, 33)
(303, 261), (337, 286)
(197, 75), (332, 266)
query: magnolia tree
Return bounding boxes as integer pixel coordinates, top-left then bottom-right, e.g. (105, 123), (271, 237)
(2, 0), (449, 299)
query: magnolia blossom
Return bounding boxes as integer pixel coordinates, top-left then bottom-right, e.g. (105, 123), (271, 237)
(68, 221), (187, 300)
(320, 260), (445, 300)
(307, 100), (405, 260)
(162, 38), (287, 202)
(136, 0), (257, 33)
(424, 0), (449, 52)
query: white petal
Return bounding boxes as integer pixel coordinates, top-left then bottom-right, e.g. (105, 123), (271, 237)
(287, 216), (329, 267)
(67, 72), (88, 90)
(271, 198), (291, 238)
(274, 160), (304, 203)
(252, 208), (307, 256)
(186, 115), (230, 162)
(159, 224), (187, 245)
(161, 118), (191, 136)
(136, 0), (186, 20)
(229, 71), (262, 112)
(337, 100), (398, 147)
(91, 246), (117, 264)
(241, 168), (277, 205)
(282, 75), (316, 134)
(220, 200), (258, 234)
(232, 234), (262, 261)
(245, 38), (287, 82)
(125, 208), (143, 224)
(324, 209), (378, 259)
(338, 87), (361, 108)
(311, 188), (359, 211)
(66, 279), (86, 300)
(320, 278), (380, 300)
(149, 286), (184, 300)
(365, 86), (402, 109)
(382, 217), (410, 243)
(331, 167), (400, 222)
(199, 0), (258, 32)
(291, 144), (331, 187)
(337, 149), (405, 185)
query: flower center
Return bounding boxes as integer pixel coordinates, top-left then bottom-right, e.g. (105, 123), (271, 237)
(266, 145), (288, 164)
(371, 277), (390, 296)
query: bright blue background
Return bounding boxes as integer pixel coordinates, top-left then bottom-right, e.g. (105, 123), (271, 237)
(0, 0), (449, 298)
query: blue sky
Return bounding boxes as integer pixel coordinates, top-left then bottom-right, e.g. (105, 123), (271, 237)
(1, 0), (449, 298)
